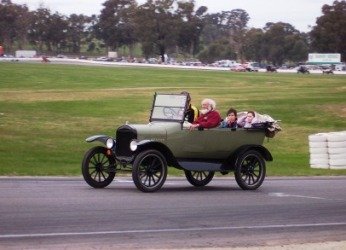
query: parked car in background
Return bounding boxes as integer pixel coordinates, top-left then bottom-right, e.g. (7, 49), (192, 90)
(297, 65), (310, 74)
(322, 69), (334, 74)
(243, 62), (260, 72)
(266, 65), (277, 72)
(335, 64), (346, 71)
(230, 65), (247, 72)
(95, 56), (114, 62)
(56, 54), (67, 58)
(213, 60), (239, 68)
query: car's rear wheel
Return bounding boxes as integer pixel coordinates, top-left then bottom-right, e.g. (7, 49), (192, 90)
(234, 150), (266, 190)
(132, 150), (167, 192)
(82, 146), (116, 188)
(185, 170), (215, 187)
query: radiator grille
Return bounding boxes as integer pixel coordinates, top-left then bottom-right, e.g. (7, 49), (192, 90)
(116, 125), (137, 157)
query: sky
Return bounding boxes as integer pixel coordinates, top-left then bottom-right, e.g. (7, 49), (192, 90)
(11, 0), (336, 32)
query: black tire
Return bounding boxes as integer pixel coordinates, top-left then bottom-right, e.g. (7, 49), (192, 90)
(234, 150), (266, 190)
(132, 150), (167, 192)
(82, 146), (115, 188)
(185, 170), (215, 187)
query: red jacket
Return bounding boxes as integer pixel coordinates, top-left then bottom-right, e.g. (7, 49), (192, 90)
(193, 110), (222, 129)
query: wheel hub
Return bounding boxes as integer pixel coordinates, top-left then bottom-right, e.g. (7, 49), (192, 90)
(95, 163), (103, 172)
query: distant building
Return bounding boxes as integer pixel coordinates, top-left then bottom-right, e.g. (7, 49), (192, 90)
(15, 50), (36, 58)
(307, 53), (341, 65)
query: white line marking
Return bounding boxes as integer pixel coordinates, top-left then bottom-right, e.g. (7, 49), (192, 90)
(269, 192), (329, 200)
(114, 179), (133, 183)
(1, 222), (346, 239)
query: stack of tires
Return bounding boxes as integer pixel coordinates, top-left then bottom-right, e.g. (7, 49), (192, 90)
(309, 131), (346, 169)
(327, 132), (346, 169)
(309, 133), (329, 169)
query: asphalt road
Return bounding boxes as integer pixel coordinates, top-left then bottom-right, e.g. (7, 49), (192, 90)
(0, 176), (345, 249)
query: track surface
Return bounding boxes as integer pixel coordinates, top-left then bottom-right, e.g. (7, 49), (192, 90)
(0, 176), (345, 249)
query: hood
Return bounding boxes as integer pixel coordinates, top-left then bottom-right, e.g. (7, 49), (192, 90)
(128, 122), (181, 142)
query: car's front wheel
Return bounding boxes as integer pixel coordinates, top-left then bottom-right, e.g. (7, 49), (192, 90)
(185, 170), (215, 187)
(234, 150), (266, 190)
(132, 150), (167, 192)
(82, 146), (116, 188)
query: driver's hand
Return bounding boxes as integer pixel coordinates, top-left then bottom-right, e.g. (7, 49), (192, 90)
(189, 124), (199, 131)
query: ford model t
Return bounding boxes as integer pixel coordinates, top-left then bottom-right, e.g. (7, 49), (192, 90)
(82, 93), (280, 192)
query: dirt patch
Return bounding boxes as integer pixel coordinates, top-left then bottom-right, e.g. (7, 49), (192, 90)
(324, 104), (346, 118)
(0, 87), (213, 103)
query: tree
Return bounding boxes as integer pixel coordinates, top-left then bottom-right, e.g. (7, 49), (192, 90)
(242, 28), (264, 63)
(200, 9), (249, 62)
(310, 0), (346, 61)
(28, 7), (51, 51)
(175, 1), (207, 55)
(201, 13), (229, 46)
(227, 9), (249, 62)
(262, 22), (305, 65)
(285, 34), (309, 63)
(46, 12), (69, 52)
(94, 0), (137, 52)
(28, 8), (68, 53)
(0, 0), (31, 51)
(66, 14), (92, 53)
(134, 0), (179, 62)
(197, 38), (236, 63)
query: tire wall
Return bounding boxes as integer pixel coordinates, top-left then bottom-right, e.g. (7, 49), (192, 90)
(309, 131), (346, 169)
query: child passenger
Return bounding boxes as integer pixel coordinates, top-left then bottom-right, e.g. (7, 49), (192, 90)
(219, 108), (238, 128)
(237, 111), (257, 128)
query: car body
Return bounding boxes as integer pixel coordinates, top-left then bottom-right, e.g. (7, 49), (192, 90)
(82, 93), (279, 192)
(243, 62), (260, 72)
(230, 65), (247, 72)
(297, 65), (310, 74)
(266, 65), (277, 72)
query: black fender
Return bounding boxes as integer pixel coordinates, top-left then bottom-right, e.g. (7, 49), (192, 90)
(85, 135), (114, 146)
(135, 140), (180, 168)
(222, 144), (273, 170)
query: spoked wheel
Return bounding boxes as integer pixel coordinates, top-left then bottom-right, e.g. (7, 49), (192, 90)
(185, 170), (215, 187)
(132, 150), (167, 192)
(234, 150), (266, 190)
(82, 146), (116, 188)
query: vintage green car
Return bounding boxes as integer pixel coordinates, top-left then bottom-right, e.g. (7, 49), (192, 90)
(82, 93), (279, 192)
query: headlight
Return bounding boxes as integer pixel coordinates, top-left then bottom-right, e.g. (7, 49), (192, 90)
(130, 140), (138, 151)
(106, 138), (114, 149)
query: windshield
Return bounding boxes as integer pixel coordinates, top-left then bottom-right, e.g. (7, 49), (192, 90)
(150, 93), (188, 122)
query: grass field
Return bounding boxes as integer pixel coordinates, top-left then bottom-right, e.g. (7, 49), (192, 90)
(0, 62), (345, 176)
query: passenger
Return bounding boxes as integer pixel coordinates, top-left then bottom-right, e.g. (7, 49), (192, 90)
(189, 98), (222, 130)
(237, 111), (257, 128)
(219, 108), (238, 128)
(181, 91), (199, 123)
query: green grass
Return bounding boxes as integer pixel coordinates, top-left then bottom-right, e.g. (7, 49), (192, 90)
(1, 62), (346, 176)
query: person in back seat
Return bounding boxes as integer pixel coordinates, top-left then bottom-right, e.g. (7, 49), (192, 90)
(219, 108), (238, 128)
(237, 111), (257, 128)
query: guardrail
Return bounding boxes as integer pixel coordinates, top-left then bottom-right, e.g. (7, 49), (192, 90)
(1, 57), (346, 74)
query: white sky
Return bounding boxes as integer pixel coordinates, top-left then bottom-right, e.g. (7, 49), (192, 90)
(11, 0), (336, 32)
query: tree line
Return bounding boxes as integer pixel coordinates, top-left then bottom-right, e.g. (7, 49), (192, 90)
(1, 0), (345, 65)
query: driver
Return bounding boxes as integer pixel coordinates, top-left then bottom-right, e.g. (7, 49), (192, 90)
(181, 91), (199, 123)
(189, 98), (221, 130)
